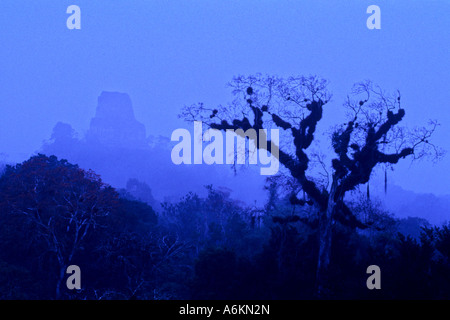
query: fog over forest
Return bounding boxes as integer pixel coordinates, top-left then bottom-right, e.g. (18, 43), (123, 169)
(0, 1), (448, 301)
(32, 91), (446, 226)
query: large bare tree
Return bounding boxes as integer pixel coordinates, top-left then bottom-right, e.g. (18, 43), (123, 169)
(182, 75), (441, 297)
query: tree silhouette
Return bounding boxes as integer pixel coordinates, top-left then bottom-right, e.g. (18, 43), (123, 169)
(0, 154), (118, 298)
(182, 75), (441, 297)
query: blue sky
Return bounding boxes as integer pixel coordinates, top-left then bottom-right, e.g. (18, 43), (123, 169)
(0, 0), (449, 195)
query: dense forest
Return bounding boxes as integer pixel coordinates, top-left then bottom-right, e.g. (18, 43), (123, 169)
(0, 154), (449, 300)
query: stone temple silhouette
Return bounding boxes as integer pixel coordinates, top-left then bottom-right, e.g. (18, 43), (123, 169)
(86, 91), (146, 148)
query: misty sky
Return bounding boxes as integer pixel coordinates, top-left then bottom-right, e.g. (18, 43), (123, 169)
(0, 1), (448, 195)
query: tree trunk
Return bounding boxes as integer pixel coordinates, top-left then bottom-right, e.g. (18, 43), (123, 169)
(55, 264), (66, 299)
(315, 180), (337, 298)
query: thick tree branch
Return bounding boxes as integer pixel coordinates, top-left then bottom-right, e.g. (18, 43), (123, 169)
(334, 108), (412, 197)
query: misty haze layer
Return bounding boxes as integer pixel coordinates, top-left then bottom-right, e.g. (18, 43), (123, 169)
(41, 91), (267, 206)
(38, 91), (448, 225)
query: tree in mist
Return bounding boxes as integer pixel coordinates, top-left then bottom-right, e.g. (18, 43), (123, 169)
(160, 185), (265, 257)
(0, 154), (118, 298)
(182, 75), (442, 296)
